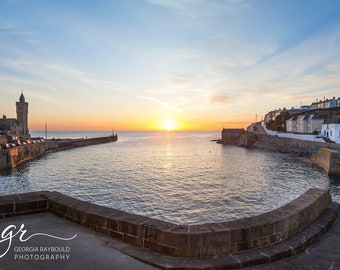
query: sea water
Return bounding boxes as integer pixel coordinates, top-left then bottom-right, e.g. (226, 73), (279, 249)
(0, 130), (339, 224)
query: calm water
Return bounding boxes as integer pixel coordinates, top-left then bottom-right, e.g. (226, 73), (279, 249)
(0, 130), (339, 225)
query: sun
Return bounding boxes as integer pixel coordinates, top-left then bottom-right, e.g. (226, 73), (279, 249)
(162, 120), (178, 131)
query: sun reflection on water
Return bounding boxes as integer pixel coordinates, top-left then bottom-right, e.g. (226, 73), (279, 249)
(0, 130), (335, 225)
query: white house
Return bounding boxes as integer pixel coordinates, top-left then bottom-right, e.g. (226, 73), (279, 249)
(320, 124), (340, 144)
(286, 115), (298, 133)
(286, 114), (324, 134)
(264, 109), (282, 123)
(311, 96), (340, 109)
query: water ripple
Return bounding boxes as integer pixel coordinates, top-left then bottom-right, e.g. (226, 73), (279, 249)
(0, 131), (337, 224)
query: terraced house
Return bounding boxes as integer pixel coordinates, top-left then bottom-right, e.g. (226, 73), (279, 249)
(311, 96), (340, 109)
(286, 114), (324, 134)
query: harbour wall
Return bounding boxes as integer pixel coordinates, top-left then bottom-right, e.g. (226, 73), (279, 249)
(239, 133), (340, 175)
(54, 135), (117, 150)
(0, 141), (59, 170)
(0, 188), (337, 259)
(311, 148), (340, 175)
(244, 134), (340, 155)
(0, 135), (117, 170)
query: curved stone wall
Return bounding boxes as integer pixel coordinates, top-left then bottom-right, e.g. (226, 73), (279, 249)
(0, 188), (333, 258)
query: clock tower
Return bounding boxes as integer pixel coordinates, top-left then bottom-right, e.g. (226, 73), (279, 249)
(16, 93), (29, 138)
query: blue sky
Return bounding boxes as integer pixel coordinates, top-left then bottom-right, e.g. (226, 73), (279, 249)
(0, 0), (340, 130)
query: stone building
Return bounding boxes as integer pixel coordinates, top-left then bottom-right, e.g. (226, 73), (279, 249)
(0, 93), (30, 139)
(221, 128), (244, 144)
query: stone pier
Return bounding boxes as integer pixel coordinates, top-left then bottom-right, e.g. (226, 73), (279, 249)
(0, 141), (59, 170)
(311, 148), (340, 175)
(0, 135), (117, 170)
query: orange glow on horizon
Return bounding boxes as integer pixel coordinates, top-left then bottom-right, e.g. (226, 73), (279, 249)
(29, 120), (250, 131)
(29, 115), (251, 131)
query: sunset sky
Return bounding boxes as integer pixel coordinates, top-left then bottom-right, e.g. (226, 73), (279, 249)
(0, 0), (340, 131)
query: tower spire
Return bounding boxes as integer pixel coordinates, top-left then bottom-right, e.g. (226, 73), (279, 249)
(19, 91), (25, 103)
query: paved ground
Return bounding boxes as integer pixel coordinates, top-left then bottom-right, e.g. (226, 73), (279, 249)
(0, 213), (158, 270)
(243, 215), (340, 270)
(0, 212), (339, 270)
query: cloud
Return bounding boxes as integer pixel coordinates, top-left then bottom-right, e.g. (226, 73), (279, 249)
(0, 49), (188, 115)
(210, 93), (233, 105)
(207, 25), (340, 105)
(147, 0), (207, 11)
(0, 20), (16, 31)
(147, 0), (249, 28)
(141, 96), (183, 112)
(169, 76), (194, 86)
(1, 0), (340, 128)
(148, 0), (246, 11)
(214, 121), (250, 125)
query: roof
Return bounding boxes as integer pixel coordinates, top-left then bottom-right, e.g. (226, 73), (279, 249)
(0, 118), (20, 131)
(287, 114), (324, 121)
(287, 115), (298, 121)
(19, 93), (25, 103)
(311, 114), (323, 120)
